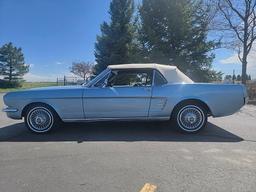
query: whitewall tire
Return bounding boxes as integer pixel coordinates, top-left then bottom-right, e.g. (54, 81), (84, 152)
(174, 103), (207, 133)
(25, 104), (59, 133)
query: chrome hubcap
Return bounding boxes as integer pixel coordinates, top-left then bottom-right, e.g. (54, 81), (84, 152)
(177, 105), (205, 131)
(185, 112), (197, 124)
(27, 107), (53, 132)
(35, 116), (45, 125)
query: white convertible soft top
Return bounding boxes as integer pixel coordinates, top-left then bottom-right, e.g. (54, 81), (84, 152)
(108, 63), (194, 83)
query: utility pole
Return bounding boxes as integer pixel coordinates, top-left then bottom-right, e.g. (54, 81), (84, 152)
(232, 69), (235, 84)
(64, 76), (66, 86)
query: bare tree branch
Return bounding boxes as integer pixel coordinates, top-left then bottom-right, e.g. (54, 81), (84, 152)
(238, 47), (243, 62)
(218, 1), (244, 42)
(70, 61), (94, 80)
(226, 0), (245, 19)
(214, 0), (256, 84)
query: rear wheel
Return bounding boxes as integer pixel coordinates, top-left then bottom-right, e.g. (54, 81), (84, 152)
(25, 104), (59, 133)
(173, 103), (207, 133)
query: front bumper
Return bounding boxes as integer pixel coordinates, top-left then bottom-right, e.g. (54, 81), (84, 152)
(2, 107), (22, 119)
(2, 107), (18, 112)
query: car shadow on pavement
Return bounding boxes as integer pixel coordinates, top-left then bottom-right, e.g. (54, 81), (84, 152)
(0, 121), (243, 143)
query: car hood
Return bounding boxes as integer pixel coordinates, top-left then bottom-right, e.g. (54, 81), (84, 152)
(4, 85), (85, 103)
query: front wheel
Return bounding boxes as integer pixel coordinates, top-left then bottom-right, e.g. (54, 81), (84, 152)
(25, 104), (59, 133)
(173, 104), (207, 133)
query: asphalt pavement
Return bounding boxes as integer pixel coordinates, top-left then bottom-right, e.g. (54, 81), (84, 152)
(0, 93), (256, 192)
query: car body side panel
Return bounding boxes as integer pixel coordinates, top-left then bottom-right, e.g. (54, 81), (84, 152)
(149, 83), (245, 118)
(3, 86), (84, 120)
(3, 83), (246, 121)
(83, 86), (151, 118)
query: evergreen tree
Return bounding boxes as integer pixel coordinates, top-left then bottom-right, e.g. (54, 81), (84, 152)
(94, 0), (135, 74)
(0, 42), (29, 82)
(232, 74), (236, 81)
(236, 74), (241, 81)
(225, 75), (232, 81)
(139, 0), (222, 82)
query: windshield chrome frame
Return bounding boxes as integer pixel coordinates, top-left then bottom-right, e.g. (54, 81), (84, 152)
(83, 68), (110, 87)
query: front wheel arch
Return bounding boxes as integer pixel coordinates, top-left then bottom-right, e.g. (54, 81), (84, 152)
(22, 102), (61, 120)
(23, 102), (62, 133)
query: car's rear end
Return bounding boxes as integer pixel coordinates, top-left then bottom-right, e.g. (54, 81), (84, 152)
(183, 83), (248, 117)
(242, 84), (249, 105)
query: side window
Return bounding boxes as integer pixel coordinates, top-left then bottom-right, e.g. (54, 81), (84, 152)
(108, 69), (153, 87)
(154, 70), (167, 86)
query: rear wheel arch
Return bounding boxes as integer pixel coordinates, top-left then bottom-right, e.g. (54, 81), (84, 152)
(171, 99), (210, 133)
(171, 99), (211, 119)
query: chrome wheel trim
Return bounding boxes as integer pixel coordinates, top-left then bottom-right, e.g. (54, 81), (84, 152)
(177, 105), (205, 132)
(27, 107), (54, 133)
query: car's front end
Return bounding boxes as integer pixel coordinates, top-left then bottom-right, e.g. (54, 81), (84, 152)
(3, 92), (23, 119)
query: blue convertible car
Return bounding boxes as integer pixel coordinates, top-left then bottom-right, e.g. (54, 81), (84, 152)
(3, 63), (248, 133)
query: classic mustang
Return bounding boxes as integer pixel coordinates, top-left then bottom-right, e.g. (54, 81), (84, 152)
(3, 63), (248, 133)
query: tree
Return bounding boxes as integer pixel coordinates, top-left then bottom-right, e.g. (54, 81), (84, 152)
(225, 74), (232, 81)
(232, 74), (237, 81)
(237, 74), (241, 81)
(138, 0), (222, 82)
(0, 42), (29, 82)
(70, 61), (93, 80)
(234, 74), (251, 81)
(94, 0), (135, 74)
(217, 0), (256, 85)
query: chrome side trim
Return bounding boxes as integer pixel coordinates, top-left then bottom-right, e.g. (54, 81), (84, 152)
(84, 96), (151, 99)
(2, 108), (18, 112)
(62, 116), (169, 122)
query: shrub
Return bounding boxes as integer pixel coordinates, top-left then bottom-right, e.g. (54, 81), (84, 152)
(247, 82), (256, 100)
(0, 80), (22, 88)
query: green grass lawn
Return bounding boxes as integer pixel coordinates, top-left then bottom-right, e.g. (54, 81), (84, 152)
(0, 82), (57, 93)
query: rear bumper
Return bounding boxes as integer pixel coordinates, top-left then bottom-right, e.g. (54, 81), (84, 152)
(244, 96), (249, 105)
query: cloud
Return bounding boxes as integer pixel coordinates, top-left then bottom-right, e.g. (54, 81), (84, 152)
(56, 61), (63, 65)
(23, 71), (84, 82)
(220, 54), (239, 64)
(220, 51), (256, 67)
(220, 51), (256, 78)
(28, 63), (34, 68)
(23, 73), (57, 82)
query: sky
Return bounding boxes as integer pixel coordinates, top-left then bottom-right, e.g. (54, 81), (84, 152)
(0, 0), (255, 81)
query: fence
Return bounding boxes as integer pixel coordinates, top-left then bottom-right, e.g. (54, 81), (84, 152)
(247, 81), (256, 100)
(56, 76), (85, 86)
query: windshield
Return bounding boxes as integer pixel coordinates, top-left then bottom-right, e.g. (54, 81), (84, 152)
(82, 68), (109, 87)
